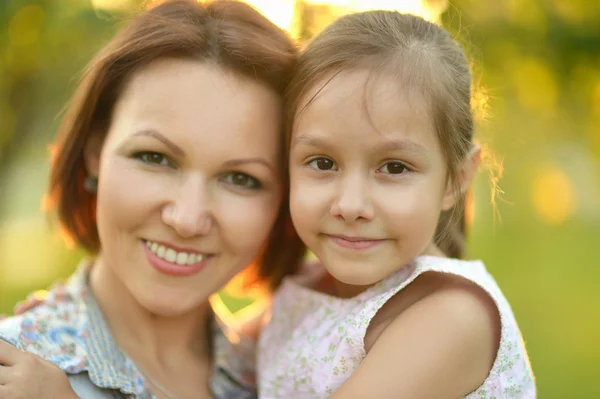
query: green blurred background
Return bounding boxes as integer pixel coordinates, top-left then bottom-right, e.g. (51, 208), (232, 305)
(0, 0), (598, 397)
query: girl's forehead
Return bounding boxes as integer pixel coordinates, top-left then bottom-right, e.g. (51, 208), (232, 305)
(294, 68), (433, 133)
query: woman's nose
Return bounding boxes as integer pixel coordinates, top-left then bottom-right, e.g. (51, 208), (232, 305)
(161, 177), (212, 238)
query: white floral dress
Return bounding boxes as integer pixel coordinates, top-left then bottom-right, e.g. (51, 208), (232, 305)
(258, 256), (536, 398)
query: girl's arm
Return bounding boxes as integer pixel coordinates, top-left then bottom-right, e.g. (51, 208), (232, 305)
(0, 339), (79, 399)
(331, 282), (500, 399)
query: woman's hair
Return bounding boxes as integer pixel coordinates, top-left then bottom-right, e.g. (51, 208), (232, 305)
(285, 11), (475, 258)
(48, 0), (305, 289)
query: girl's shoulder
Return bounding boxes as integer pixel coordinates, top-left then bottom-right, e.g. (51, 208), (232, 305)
(367, 256), (535, 397)
(364, 257), (497, 349)
(387, 256), (505, 313)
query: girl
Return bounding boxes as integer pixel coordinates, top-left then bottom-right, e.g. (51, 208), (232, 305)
(258, 10), (535, 399)
(0, 0), (305, 398)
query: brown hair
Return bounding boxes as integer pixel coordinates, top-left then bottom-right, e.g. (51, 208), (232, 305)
(286, 11), (475, 258)
(48, 0), (305, 289)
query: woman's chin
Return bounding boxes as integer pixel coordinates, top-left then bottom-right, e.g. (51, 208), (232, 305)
(135, 288), (209, 318)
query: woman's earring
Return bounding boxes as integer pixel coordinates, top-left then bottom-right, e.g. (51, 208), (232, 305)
(84, 176), (98, 193)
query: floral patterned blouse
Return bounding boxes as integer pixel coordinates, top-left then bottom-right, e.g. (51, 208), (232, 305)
(0, 262), (257, 399)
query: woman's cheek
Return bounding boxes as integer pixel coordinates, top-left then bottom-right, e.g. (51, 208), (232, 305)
(217, 192), (281, 252)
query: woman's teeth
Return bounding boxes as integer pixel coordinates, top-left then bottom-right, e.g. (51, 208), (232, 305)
(144, 240), (204, 265)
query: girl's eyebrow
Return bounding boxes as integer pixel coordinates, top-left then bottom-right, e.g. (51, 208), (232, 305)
(292, 134), (335, 151)
(293, 133), (428, 157)
(374, 139), (428, 156)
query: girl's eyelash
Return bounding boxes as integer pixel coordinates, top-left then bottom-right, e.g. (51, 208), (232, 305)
(377, 161), (412, 175)
(303, 157), (411, 175)
(305, 156), (338, 171)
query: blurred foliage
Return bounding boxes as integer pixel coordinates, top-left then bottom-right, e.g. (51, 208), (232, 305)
(0, 0), (599, 397)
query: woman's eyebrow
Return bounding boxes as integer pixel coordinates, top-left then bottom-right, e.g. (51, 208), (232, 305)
(131, 129), (185, 156)
(223, 158), (274, 173)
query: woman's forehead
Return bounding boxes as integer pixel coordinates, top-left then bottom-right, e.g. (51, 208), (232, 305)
(111, 60), (281, 137)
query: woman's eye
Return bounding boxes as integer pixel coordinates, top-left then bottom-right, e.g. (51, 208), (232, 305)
(221, 172), (262, 190)
(379, 162), (408, 175)
(307, 157), (337, 171)
(134, 152), (172, 167)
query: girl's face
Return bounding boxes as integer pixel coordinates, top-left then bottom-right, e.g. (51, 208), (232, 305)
(86, 58), (283, 316)
(289, 68), (463, 293)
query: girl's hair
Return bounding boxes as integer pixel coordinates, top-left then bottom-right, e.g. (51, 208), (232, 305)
(48, 0), (305, 289)
(286, 11), (475, 258)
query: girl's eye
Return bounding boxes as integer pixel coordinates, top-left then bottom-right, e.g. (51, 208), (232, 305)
(134, 151), (172, 167)
(307, 157), (337, 171)
(379, 162), (408, 175)
(221, 172), (262, 190)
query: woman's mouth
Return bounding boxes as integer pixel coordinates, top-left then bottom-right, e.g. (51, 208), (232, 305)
(142, 239), (212, 276)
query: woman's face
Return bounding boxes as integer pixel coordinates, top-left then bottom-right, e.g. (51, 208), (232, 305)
(87, 58), (283, 316)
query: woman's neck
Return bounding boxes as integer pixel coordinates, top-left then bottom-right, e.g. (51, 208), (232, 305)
(89, 257), (211, 368)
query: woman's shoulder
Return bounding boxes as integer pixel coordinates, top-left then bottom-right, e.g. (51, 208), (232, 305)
(0, 275), (89, 371)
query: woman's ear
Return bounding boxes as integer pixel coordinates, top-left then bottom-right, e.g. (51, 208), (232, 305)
(442, 145), (481, 210)
(83, 132), (104, 177)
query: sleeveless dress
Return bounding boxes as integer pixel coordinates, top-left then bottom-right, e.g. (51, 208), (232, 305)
(257, 256), (536, 398)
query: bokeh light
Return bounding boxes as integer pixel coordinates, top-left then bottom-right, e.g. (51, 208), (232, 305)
(245, 0), (298, 33)
(8, 5), (44, 47)
(531, 164), (577, 225)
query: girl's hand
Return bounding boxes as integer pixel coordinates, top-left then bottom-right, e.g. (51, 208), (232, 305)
(13, 290), (49, 315)
(0, 290), (49, 321)
(0, 339), (78, 399)
(0, 290), (48, 322)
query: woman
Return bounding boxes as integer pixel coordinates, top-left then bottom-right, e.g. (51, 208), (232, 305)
(0, 0), (305, 398)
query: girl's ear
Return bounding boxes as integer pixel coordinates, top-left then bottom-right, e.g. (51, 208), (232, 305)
(83, 131), (104, 178)
(442, 145), (481, 211)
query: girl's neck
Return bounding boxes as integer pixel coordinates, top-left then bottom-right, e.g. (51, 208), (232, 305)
(324, 244), (447, 299)
(334, 280), (373, 298)
(89, 256), (211, 367)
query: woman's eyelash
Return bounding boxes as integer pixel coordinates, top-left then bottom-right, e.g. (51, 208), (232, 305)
(132, 151), (173, 167)
(220, 171), (263, 190)
(130, 153), (263, 190)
